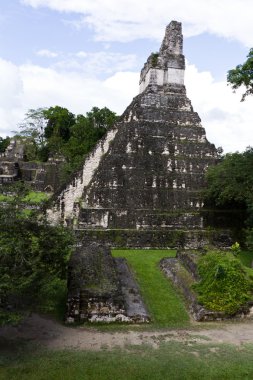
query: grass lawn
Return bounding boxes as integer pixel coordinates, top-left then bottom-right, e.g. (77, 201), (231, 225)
(22, 191), (49, 204)
(112, 249), (189, 328)
(238, 250), (253, 268)
(0, 191), (49, 205)
(2, 342), (253, 380)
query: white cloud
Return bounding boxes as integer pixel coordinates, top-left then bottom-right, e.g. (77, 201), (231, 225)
(36, 49), (59, 58)
(75, 51), (88, 58)
(0, 58), (138, 137)
(185, 63), (253, 153)
(21, 0), (253, 46)
(0, 53), (252, 153)
(0, 58), (24, 136)
(53, 52), (138, 75)
(19, 64), (137, 114)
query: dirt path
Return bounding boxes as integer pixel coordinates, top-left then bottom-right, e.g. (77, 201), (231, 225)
(1, 313), (253, 351)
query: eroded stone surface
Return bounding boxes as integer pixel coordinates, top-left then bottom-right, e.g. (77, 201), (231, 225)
(66, 242), (125, 323)
(115, 258), (150, 322)
(66, 243), (150, 323)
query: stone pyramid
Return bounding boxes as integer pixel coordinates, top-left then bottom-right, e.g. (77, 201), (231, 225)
(48, 21), (229, 248)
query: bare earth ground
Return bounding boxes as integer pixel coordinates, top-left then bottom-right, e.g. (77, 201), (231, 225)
(1, 314), (253, 351)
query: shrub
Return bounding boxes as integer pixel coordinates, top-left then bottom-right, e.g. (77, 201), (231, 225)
(193, 251), (253, 314)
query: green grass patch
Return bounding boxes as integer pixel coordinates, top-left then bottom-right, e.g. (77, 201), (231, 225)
(112, 249), (189, 327)
(2, 342), (253, 380)
(22, 191), (49, 204)
(238, 250), (253, 268)
(0, 191), (49, 205)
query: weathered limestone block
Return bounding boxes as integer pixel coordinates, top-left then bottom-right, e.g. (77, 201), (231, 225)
(66, 242), (125, 323)
(66, 242), (150, 323)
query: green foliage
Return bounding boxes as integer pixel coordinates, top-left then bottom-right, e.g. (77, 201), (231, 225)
(150, 52), (159, 67)
(0, 181), (30, 198)
(44, 106), (75, 142)
(86, 106), (118, 129)
(0, 183), (49, 206)
(193, 251), (252, 314)
(22, 191), (49, 204)
(4, 342), (253, 380)
(231, 241), (241, 256)
(238, 250), (253, 268)
(37, 277), (67, 317)
(227, 48), (253, 101)
(12, 105), (118, 173)
(62, 113), (106, 171)
(205, 147), (253, 245)
(0, 136), (10, 153)
(0, 195), (73, 324)
(0, 310), (23, 327)
(205, 147), (253, 209)
(113, 250), (189, 327)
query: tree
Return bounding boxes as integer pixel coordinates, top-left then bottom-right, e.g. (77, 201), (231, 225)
(0, 136), (10, 153)
(205, 147), (253, 247)
(63, 114), (106, 167)
(205, 148), (253, 209)
(12, 108), (49, 161)
(44, 106), (75, 142)
(17, 108), (48, 147)
(12, 105), (118, 165)
(86, 106), (118, 129)
(227, 48), (253, 101)
(0, 187), (73, 324)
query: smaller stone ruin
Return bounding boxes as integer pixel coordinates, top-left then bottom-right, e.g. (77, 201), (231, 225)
(0, 161), (20, 184)
(0, 139), (64, 192)
(66, 243), (150, 323)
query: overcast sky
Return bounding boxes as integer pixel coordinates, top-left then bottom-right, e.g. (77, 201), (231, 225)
(0, 0), (252, 152)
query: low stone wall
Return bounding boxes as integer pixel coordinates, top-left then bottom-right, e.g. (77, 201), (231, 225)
(75, 228), (233, 250)
(176, 250), (200, 280)
(20, 161), (64, 192)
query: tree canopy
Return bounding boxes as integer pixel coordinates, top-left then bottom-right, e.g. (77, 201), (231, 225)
(227, 48), (253, 101)
(0, 183), (74, 325)
(205, 147), (253, 209)
(44, 106), (75, 142)
(204, 147), (253, 247)
(11, 105), (118, 175)
(0, 136), (10, 153)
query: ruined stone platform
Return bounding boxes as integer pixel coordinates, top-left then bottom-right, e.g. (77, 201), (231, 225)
(66, 243), (149, 323)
